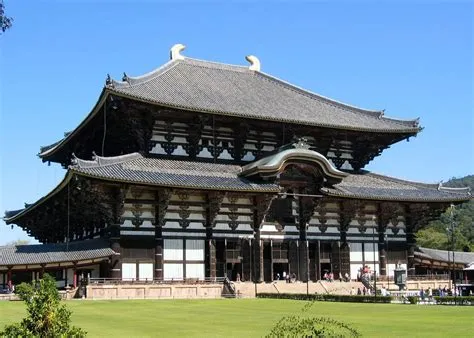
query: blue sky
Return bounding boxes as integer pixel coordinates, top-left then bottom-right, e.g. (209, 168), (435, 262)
(1, 1), (473, 245)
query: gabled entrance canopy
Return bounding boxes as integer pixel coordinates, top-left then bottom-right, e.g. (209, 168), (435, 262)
(240, 139), (348, 183)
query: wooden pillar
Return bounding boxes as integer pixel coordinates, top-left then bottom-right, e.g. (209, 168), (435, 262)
(242, 239), (251, 282)
(378, 230), (387, 276)
(316, 240), (321, 281)
(298, 196), (313, 282)
(406, 228), (416, 276)
(73, 263), (77, 288)
(252, 194), (274, 283)
(253, 229), (264, 282)
(205, 227), (216, 280)
(110, 224), (121, 279)
(155, 226), (163, 280)
(298, 240), (309, 282)
(7, 267), (12, 290)
(40, 264), (45, 279)
(205, 191), (223, 280)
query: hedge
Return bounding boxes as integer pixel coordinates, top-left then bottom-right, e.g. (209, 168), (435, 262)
(257, 293), (392, 303)
(433, 296), (474, 306)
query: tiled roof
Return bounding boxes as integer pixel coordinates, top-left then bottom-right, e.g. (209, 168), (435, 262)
(71, 153), (279, 192)
(416, 247), (474, 265)
(321, 172), (471, 202)
(107, 57), (420, 133)
(0, 239), (114, 266)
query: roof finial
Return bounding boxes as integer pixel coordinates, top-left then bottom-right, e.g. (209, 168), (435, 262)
(245, 55), (261, 71)
(170, 43), (186, 61)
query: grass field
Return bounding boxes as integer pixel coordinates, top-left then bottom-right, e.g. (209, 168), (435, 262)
(1, 299), (473, 337)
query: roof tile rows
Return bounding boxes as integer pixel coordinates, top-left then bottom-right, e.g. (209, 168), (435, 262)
(72, 153), (280, 192)
(417, 247), (474, 265)
(0, 239), (114, 266)
(109, 58), (420, 133)
(322, 172), (471, 202)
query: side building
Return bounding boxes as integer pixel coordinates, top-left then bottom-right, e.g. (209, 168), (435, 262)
(2, 44), (471, 289)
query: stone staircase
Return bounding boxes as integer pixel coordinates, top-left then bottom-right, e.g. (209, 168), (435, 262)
(233, 280), (366, 298)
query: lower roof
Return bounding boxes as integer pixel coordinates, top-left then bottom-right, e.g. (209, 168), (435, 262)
(4, 152), (471, 224)
(322, 172), (471, 202)
(416, 247), (474, 266)
(0, 239), (115, 266)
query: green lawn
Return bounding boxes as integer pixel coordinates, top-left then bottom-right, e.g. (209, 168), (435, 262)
(1, 299), (473, 337)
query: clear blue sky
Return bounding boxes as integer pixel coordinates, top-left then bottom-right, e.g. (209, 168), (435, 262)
(1, 1), (473, 245)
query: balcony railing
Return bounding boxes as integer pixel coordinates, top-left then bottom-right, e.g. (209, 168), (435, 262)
(89, 277), (226, 285)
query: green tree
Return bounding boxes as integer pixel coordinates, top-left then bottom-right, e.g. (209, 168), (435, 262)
(0, 274), (86, 337)
(0, 0), (13, 34)
(416, 175), (474, 252)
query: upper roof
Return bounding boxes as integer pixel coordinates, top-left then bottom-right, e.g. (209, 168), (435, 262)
(0, 239), (114, 266)
(39, 45), (421, 160)
(321, 172), (471, 202)
(107, 51), (420, 133)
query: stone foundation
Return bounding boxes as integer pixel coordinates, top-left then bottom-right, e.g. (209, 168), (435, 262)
(86, 283), (225, 300)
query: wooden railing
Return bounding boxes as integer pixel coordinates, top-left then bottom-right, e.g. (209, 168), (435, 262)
(89, 277), (226, 285)
(407, 274), (449, 281)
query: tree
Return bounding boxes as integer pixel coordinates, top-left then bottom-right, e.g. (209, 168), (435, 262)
(0, 0), (13, 34)
(416, 175), (474, 252)
(0, 274), (86, 337)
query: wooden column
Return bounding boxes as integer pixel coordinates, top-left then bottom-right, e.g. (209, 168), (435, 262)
(242, 239), (251, 282)
(205, 192), (224, 280)
(73, 263), (78, 288)
(253, 229), (264, 282)
(316, 240), (321, 281)
(40, 264), (45, 279)
(298, 196), (316, 282)
(378, 231), (387, 276)
(253, 194), (275, 282)
(338, 200), (357, 278)
(110, 225), (122, 279)
(298, 240), (309, 282)
(154, 226), (164, 280)
(404, 204), (428, 276)
(154, 188), (172, 280)
(205, 228), (217, 280)
(7, 267), (12, 290)
(406, 227), (416, 276)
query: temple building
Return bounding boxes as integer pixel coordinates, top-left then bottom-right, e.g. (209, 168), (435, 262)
(1, 44), (471, 289)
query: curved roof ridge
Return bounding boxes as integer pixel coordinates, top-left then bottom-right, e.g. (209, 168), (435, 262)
(109, 59), (179, 89)
(438, 183), (471, 194)
(182, 57), (250, 72)
(256, 71), (419, 128)
(70, 152), (142, 169)
(365, 172), (441, 189)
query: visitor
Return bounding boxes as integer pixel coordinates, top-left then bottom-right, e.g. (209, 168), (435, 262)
(236, 273), (241, 282)
(357, 287), (362, 295)
(362, 287), (366, 295)
(350, 287), (355, 295)
(344, 272), (350, 282)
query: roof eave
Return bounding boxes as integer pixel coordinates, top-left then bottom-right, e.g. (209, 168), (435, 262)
(109, 90), (422, 134)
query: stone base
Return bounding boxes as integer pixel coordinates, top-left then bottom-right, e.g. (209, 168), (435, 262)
(86, 283), (225, 300)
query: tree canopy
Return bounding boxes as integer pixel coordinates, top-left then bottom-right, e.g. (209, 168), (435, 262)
(0, 274), (86, 337)
(416, 175), (474, 252)
(0, 0), (13, 34)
